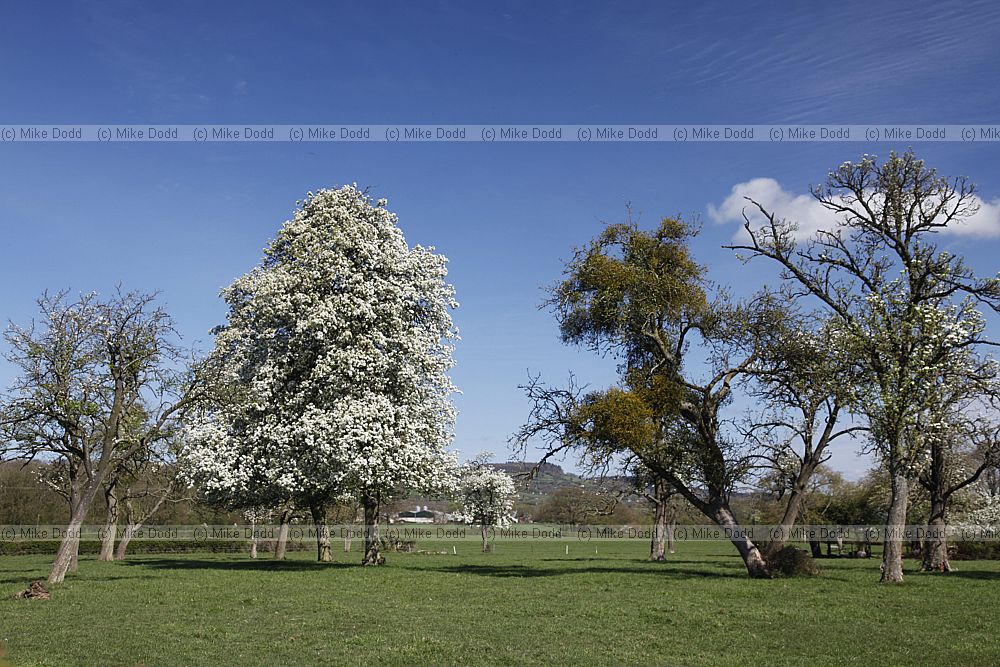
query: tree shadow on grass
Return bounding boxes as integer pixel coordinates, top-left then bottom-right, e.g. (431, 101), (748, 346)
(1, 573), (159, 585)
(922, 569), (1000, 581)
(403, 562), (748, 579)
(539, 557), (731, 566)
(121, 558), (356, 573)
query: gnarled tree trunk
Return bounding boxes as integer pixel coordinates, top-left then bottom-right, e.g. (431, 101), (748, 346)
(115, 488), (170, 561)
(921, 498), (951, 572)
(362, 493), (381, 566)
(311, 504), (332, 562)
(765, 460), (817, 558)
(115, 525), (136, 561)
(66, 463), (83, 572)
(98, 484), (118, 561)
(68, 540), (80, 572)
(643, 459), (769, 578)
(249, 514), (258, 559)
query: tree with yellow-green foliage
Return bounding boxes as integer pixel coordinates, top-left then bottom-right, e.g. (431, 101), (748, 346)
(516, 215), (787, 577)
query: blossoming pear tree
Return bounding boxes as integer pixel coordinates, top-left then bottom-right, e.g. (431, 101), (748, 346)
(457, 454), (516, 551)
(908, 324), (1000, 572)
(183, 185), (461, 566)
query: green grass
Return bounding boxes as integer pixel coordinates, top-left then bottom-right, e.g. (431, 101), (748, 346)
(2, 541), (999, 666)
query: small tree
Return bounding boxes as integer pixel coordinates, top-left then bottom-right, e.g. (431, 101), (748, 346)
(113, 461), (181, 560)
(457, 455), (516, 552)
(636, 470), (680, 561)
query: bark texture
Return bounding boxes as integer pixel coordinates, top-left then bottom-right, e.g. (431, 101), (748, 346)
(881, 464), (908, 583)
(311, 504), (333, 563)
(49, 477), (103, 584)
(362, 494), (382, 566)
(275, 508), (293, 561)
(921, 509), (951, 573)
(649, 479), (670, 561)
(98, 485), (118, 562)
(712, 504), (770, 578)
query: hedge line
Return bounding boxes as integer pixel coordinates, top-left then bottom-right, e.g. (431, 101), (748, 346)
(952, 541), (1000, 560)
(0, 539), (313, 556)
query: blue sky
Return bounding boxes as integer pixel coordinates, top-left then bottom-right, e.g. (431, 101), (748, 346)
(3, 0), (1000, 479)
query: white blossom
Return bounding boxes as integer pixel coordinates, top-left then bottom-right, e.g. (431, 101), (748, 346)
(182, 185), (461, 508)
(455, 454), (517, 528)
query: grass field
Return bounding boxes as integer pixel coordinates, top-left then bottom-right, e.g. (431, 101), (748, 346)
(2, 540), (1000, 666)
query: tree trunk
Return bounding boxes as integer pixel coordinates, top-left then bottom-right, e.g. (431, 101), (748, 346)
(68, 544), (80, 572)
(711, 504), (770, 578)
(249, 514), (258, 559)
(115, 525), (136, 561)
(275, 507), (293, 561)
(67, 465), (80, 572)
(362, 493), (382, 566)
(481, 525), (490, 553)
(98, 484), (118, 561)
(49, 474), (104, 584)
(881, 462), (908, 583)
(666, 518), (675, 554)
(311, 504), (332, 563)
(921, 498), (951, 573)
(650, 491), (667, 561)
(920, 440), (953, 573)
(765, 472), (811, 557)
(644, 456), (767, 577)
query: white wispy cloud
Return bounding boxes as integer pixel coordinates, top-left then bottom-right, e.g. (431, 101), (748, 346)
(708, 178), (1000, 240)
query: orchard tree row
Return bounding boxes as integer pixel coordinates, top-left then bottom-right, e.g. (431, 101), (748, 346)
(3, 153), (1000, 585)
(0, 186), (515, 583)
(514, 150), (1000, 581)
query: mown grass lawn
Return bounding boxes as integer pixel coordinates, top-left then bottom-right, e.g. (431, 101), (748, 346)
(2, 540), (999, 666)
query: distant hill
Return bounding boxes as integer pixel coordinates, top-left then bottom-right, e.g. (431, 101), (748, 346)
(391, 461), (643, 518)
(489, 461), (627, 509)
